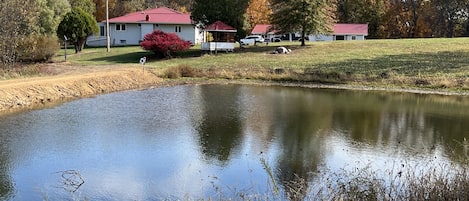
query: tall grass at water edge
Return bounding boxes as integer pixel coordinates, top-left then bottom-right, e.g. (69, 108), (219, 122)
(51, 155), (469, 201)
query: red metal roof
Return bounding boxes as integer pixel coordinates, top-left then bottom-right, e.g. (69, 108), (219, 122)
(251, 24), (272, 34)
(107, 7), (191, 24)
(333, 24), (368, 35)
(250, 23), (368, 35)
(204, 21), (237, 32)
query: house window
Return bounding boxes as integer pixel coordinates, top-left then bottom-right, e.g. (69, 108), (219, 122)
(100, 26), (105, 36)
(153, 24), (159, 30)
(120, 40), (126, 44)
(116, 24), (126, 31)
(351, 35), (357, 40)
(175, 26), (182, 33)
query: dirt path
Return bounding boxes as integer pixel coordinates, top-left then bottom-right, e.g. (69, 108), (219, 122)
(0, 63), (162, 113)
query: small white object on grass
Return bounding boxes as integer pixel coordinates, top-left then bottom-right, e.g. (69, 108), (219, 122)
(139, 57), (147, 65)
(273, 47), (291, 54)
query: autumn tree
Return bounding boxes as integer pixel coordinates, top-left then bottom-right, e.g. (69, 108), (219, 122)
(0, 0), (38, 68)
(191, 0), (250, 38)
(246, 0), (273, 30)
(144, 0), (195, 11)
(93, 0), (195, 22)
(432, 0), (466, 37)
(271, 0), (336, 46)
(140, 30), (191, 58)
(94, 0), (115, 22)
(57, 8), (99, 53)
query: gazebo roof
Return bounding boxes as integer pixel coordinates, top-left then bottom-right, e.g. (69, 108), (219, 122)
(205, 21), (237, 32)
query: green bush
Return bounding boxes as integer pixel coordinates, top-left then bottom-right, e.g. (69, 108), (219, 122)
(17, 34), (59, 62)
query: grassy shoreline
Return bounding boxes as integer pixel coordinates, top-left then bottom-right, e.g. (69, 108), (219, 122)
(58, 38), (469, 93)
(1, 38), (468, 113)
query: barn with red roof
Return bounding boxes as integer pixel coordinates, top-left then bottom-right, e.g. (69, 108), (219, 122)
(87, 7), (203, 46)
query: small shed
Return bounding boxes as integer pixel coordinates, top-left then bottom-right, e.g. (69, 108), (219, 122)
(201, 21), (237, 53)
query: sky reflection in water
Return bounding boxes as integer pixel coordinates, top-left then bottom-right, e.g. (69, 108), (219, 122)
(0, 84), (468, 200)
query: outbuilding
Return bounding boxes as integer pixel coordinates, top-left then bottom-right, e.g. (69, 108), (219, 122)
(309, 24), (369, 41)
(201, 21), (237, 53)
(250, 23), (369, 42)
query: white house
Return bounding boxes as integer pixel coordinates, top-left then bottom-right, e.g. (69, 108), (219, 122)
(87, 7), (203, 46)
(250, 23), (368, 42)
(309, 24), (368, 41)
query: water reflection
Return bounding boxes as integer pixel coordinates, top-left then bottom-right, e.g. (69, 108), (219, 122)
(0, 84), (468, 200)
(0, 152), (13, 200)
(194, 85), (243, 164)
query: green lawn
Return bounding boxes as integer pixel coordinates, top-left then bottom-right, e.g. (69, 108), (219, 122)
(58, 38), (469, 91)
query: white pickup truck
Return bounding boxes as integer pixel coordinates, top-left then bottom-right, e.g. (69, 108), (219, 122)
(240, 35), (265, 45)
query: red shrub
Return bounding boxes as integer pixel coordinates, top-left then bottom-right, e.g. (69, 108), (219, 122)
(140, 30), (191, 58)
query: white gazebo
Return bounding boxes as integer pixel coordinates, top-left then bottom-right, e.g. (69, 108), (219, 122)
(201, 21), (237, 53)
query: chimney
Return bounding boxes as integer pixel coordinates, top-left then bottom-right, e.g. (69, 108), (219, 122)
(145, 15), (150, 21)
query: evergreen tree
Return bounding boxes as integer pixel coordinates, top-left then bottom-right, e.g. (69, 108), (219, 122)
(57, 8), (99, 53)
(270, 0), (336, 46)
(191, 0), (250, 38)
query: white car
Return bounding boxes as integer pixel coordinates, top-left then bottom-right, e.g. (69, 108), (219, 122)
(240, 35), (265, 45)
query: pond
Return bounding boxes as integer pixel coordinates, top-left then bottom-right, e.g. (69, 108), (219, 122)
(0, 84), (468, 200)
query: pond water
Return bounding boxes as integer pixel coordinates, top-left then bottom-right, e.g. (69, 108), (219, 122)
(0, 84), (468, 200)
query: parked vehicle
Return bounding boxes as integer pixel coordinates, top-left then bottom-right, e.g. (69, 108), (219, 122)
(240, 35), (265, 45)
(271, 36), (282, 42)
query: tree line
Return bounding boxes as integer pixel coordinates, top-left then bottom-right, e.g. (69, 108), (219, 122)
(90, 0), (469, 39)
(2, 0), (469, 68)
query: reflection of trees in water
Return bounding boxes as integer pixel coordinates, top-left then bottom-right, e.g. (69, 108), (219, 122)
(0, 144), (14, 199)
(194, 85), (243, 164)
(270, 88), (334, 200)
(331, 92), (469, 161)
(189, 85), (469, 197)
(424, 114), (469, 161)
(267, 89), (469, 199)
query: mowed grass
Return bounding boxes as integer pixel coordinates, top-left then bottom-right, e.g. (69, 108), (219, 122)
(59, 38), (469, 91)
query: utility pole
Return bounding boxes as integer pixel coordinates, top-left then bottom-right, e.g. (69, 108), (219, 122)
(106, 0), (110, 52)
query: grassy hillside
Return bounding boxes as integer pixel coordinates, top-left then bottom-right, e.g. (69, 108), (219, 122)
(59, 38), (469, 91)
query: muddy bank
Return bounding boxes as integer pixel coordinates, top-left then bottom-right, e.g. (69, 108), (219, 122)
(0, 67), (162, 113)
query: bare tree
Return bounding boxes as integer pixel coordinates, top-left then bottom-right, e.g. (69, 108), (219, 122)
(0, 0), (37, 68)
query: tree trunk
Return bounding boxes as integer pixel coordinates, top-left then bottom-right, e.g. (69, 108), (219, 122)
(301, 24), (306, 46)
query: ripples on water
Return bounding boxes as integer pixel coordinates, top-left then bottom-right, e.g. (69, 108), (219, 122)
(0, 84), (468, 200)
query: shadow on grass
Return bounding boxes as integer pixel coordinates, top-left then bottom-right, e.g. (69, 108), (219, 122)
(236, 43), (307, 53)
(88, 51), (152, 64)
(87, 48), (206, 63)
(84, 43), (311, 63)
(312, 50), (469, 76)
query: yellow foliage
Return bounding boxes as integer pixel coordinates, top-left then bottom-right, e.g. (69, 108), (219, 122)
(246, 0), (272, 30)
